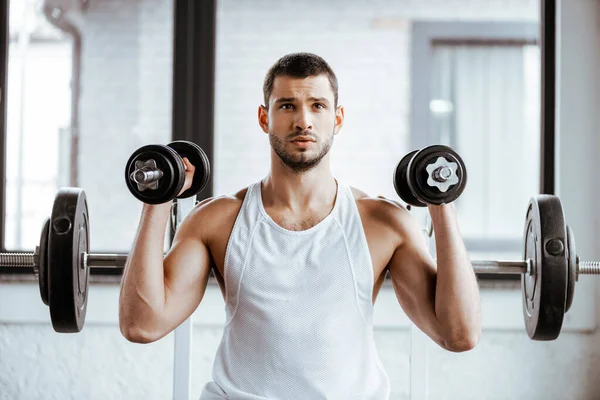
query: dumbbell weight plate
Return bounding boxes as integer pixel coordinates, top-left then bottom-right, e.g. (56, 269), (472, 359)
(522, 195), (568, 340)
(407, 145), (467, 205)
(125, 144), (186, 204)
(167, 141), (211, 198)
(393, 150), (427, 207)
(39, 218), (50, 306)
(48, 188), (90, 333)
(566, 225), (576, 313)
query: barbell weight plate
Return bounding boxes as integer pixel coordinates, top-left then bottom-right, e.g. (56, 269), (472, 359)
(39, 217), (50, 306)
(393, 150), (427, 207)
(522, 195), (568, 340)
(407, 145), (467, 205)
(125, 144), (186, 204)
(48, 188), (90, 333)
(565, 225), (577, 313)
(167, 141), (211, 199)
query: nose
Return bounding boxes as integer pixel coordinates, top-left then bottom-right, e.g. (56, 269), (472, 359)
(294, 107), (313, 132)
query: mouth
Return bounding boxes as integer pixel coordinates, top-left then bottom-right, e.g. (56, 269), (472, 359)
(290, 139), (315, 148)
(290, 136), (316, 143)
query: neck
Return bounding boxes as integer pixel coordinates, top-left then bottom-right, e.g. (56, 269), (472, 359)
(261, 155), (337, 212)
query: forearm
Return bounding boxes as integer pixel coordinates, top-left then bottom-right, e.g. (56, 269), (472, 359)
(429, 203), (481, 345)
(119, 202), (172, 334)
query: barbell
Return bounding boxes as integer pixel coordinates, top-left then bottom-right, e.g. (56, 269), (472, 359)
(0, 143), (597, 341)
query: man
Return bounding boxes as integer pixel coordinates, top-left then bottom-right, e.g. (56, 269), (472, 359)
(119, 52), (481, 399)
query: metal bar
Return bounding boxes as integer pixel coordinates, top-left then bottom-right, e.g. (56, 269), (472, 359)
(0, 0), (9, 251)
(86, 254), (128, 268)
(471, 260), (528, 274)
(172, 196), (197, 400)
(132, 168), (163, 185)
(410, 224), (435, 400)
(171, 0), (216, 395)
(171, 0), (216, 202)
(540, 0), (557, 194)
(0, 252), (531, 275)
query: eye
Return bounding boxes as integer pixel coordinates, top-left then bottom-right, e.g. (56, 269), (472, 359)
(280, 103), (294, 110)
(314, 103), (326, 110)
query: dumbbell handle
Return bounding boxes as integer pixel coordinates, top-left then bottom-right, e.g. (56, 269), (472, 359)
(132, 168), (163, 185)
(432, 166), (453, 183)
(130, 165), (163, 185)
(0, 252), (128, 268)
(1, 252), (598, 276)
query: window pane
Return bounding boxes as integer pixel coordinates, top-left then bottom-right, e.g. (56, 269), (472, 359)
(430, 44), (540, 247)
(5, 0), (174, 252)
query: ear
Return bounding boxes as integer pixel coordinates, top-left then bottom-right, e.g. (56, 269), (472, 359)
(258, 105), (269, 133)
(333, 105), (344, 135)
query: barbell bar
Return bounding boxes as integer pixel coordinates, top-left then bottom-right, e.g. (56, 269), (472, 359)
(3, 254), (597, 278)
(0, 254), (586, 275)
(0, 189), (598, 341)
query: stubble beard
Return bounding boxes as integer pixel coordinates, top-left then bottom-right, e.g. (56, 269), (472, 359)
(269, 130), (334, 173)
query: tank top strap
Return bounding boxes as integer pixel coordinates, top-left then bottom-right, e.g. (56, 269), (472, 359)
(222, 181), (263, 315)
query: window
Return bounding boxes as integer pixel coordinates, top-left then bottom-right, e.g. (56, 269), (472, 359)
(411, 22), (540, 273)
(4, 0), (73, 251)
(1, 0), (544, 280)
(2, 0), (175, 256)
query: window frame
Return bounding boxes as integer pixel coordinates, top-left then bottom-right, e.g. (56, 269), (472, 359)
(0, 0), (8, 257)
(410, 20), (551, 280)
(0, 0), (217, 279)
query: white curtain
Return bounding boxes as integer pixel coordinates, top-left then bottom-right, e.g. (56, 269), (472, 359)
(430, 44), (540, 251)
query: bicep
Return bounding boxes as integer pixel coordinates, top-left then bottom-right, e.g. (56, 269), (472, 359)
(387, 212), (448, 349)
(160, 208), (213, 331)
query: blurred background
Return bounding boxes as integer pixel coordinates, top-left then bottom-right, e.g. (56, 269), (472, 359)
(1, 0), (599, 399)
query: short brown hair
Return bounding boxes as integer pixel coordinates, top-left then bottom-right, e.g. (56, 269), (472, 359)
(263, 52), (339, 108)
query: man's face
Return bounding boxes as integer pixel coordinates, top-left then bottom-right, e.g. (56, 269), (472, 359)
(259, 74), (344, 173)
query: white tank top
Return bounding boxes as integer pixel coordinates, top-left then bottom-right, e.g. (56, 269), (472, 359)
(200, 179), (390, 399)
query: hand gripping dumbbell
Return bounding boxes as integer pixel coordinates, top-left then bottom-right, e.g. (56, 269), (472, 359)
(391, 145), (600, 340)
(0, 141), (211, 333)
(394, 145), (467, 206)
(125, 140), (211, 204)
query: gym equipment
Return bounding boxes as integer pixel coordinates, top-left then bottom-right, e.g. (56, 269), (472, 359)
(166, 141), (211, 199)
(0, 141), (211, 332)
(1, 189), (598, 338)
(125, 140), (210, 204)
(395, 145), (467, 206)
(394, 149), (425, 207)
(0, 143), (597, 339)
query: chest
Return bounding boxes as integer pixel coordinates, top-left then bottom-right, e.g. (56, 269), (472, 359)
(269, 208), (332, 232)
(208, 206), (397, 296)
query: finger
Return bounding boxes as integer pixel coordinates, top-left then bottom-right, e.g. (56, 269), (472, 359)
(181, 157), (195, 171)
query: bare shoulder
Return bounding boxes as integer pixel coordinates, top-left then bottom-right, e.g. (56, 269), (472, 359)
(179, 187), (249, 240)
(191, 187), (248, 217)
(350, 186), (410, 222)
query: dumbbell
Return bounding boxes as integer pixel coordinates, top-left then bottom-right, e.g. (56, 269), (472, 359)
(125, 140), (211, 204)
(0, 141), (211, 333)
(394, 145), (467, 206)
